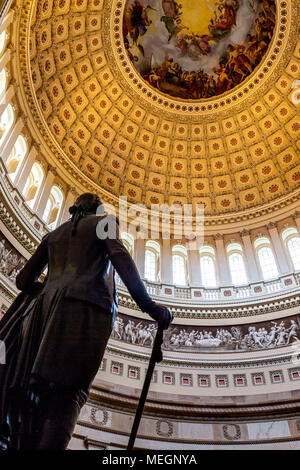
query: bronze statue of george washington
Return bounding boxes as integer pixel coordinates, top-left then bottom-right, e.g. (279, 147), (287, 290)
(0, 192), (172, 450)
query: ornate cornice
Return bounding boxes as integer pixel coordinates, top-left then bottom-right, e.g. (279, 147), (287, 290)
(87, 385), (300, 419)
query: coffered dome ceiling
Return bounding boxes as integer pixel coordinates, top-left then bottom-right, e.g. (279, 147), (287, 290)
(17, 0), (300, 216)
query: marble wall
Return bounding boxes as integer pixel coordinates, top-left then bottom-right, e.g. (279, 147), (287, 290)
(69, 401), (300, 449)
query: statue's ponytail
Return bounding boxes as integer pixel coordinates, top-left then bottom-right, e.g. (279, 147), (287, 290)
(69, 193), (102, 235)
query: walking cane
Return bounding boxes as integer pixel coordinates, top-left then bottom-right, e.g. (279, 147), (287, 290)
(127, 325), (164, 450)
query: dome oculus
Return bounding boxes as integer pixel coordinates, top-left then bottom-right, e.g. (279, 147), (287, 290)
(123, 0), (276, 100)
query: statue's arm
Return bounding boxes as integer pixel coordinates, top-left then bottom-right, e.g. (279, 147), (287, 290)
(15, 236), (48, 295)
(100, 216), (163, 320)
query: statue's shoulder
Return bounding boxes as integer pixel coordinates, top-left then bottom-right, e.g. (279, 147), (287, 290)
(46, 220), (72, 242)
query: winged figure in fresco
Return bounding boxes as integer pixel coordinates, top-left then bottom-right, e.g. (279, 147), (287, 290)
(160, 16), (184, 42)
(161, 0), (183, 42)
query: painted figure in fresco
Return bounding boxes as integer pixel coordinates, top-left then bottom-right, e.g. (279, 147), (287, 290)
(260, 0), (276, 24)
(215, 61), (232, 94)
(227, 44), (253, 81)
(161, 16), (183, 41)
(160, 0), (183, 41)
(175, 34), (212, 58)
(196, 35), (212, 55)
(123, 0), (155, 47)
(208, 0), (238, 39)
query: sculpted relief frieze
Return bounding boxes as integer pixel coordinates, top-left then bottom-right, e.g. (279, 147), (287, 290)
(0, 231), (26, 285)
(112, 311), (300, 353)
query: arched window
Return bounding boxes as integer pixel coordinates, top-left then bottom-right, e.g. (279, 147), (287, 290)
(23, 161), (44, 209)
(0, 103), (14, 144)
(227, 242), (248, 286)
(200, 245), (217, 288)
(144, 240), (160, 282)
(282, 227), (300, 271)
(172, 245), (187, 286)
(121, 232), (134, 256)
(0, 30), (6, 56)
(0, 69), (7, 96)
(43, 185), (64, 229)
(6, 135), (27, 181)
(254, 237), (279, 281)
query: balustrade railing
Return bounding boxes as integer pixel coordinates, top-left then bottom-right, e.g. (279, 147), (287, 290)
(117, 272), (299, 303)
(234, 286), (251, 299)
(202, 289), (219, 301)
(265, 280), (282, 293)
(294, 272), (300, 285)
(174, 287), (192, 300)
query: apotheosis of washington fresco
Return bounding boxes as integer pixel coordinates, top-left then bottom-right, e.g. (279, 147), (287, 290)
(123, 0), (276, 99)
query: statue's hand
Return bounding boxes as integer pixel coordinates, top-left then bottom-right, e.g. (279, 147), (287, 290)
(149, 305), (173, 330)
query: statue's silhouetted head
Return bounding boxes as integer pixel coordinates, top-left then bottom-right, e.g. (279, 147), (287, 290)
(69, 192), (102, 235)
(69, 193), (102, 215)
